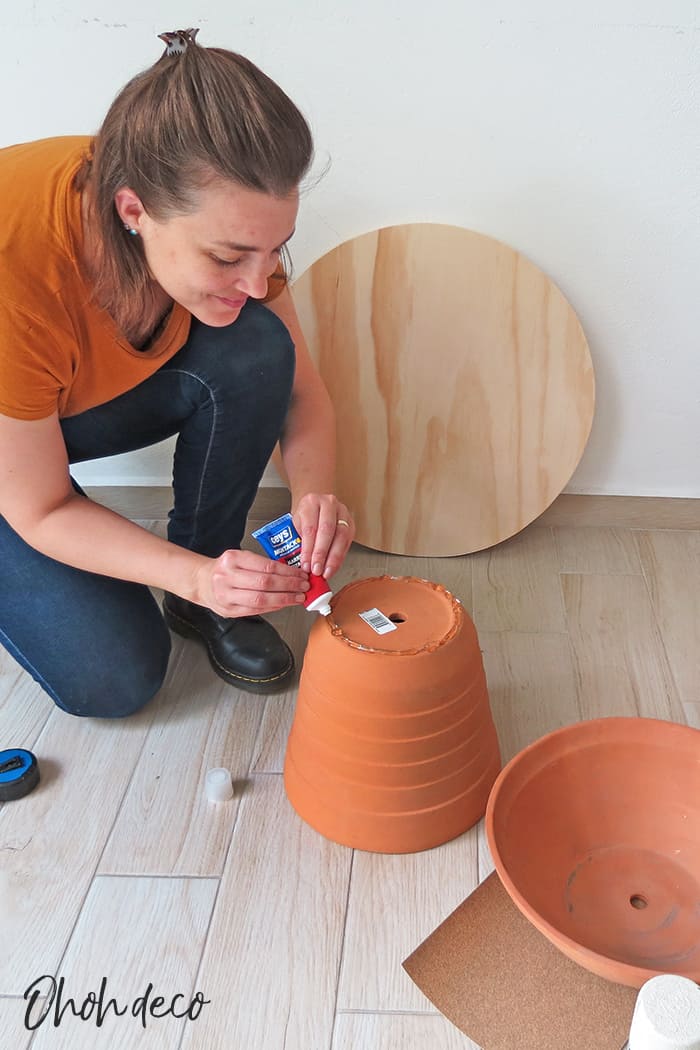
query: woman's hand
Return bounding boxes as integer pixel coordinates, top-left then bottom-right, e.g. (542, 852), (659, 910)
(190, 548), (309, 618)
(293, 493), (355, 580)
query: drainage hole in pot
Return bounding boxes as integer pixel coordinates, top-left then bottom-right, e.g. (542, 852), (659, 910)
(388, 613), (406, 623)
(629, 894), (648, 910)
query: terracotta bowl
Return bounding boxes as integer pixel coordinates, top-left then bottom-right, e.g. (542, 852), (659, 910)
(485, 717), (700, 987)
(285, 575), (501, 853)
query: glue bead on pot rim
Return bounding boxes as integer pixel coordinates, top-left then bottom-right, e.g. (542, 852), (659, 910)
(252, 512), (334, 615)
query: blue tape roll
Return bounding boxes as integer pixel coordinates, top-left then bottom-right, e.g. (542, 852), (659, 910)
(0, 748), (40, 801)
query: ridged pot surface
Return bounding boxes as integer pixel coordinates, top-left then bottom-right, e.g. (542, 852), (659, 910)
(284, 576), (501, 853)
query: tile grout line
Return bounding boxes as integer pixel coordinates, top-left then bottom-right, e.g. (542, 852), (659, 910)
(328, 849), (356, 1049)
(334, 1007), (444, 1016)
(23, 543), (186, 1042)
(247, 693), (273, 776)
(632, 530), (688, 723)
(23, 665), (187, 1046)
(555, 569), (587, 725)
(476, 819), (488, 887)
(63, 871), (222, 881)
(556, 570), (647, 581)
(633, 534), (686, 721)
(92, 637), (190, 875)
(173, 817), (243, 1050)
(468, 555), (474, 626)
(550, 527), (570, 632)
(175, 772), (284, 1050)
(174, 872), (224, 1050)
(0, 685), (52, 822)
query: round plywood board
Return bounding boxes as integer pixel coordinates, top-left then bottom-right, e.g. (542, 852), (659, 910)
(292, 224), (595, 556)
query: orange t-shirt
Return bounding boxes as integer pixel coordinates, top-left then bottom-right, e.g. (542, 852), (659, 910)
(0, 136), (284, 420)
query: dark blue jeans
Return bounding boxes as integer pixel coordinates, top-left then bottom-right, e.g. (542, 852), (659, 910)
(0, 301), (295, 718)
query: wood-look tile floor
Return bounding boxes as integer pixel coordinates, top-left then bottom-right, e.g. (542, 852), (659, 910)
(1, 509), (697, 1049)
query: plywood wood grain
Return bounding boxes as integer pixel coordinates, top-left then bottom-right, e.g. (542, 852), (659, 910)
(293, 224), (594, 555)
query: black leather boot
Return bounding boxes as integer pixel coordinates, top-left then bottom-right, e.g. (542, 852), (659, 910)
(163, 593), (294, 693)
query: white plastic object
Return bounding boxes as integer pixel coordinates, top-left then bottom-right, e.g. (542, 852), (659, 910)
(306, 590), (333, 616)
(628, 975), (700, 1050)
(205, 768), (234, 802)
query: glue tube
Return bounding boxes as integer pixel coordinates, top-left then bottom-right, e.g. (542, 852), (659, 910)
(252, 512), (333, 616)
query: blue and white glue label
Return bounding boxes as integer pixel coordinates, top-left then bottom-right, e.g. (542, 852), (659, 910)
(252, 513), (302, 567)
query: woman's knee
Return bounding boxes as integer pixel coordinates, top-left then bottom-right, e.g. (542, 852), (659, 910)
(181, 301), (296, 396)
(51, 625), (172, 719)
(0, 579), (173, 720)
(239, 299), (296, 369)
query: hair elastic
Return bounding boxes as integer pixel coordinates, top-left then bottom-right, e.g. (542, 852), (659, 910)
(158, 28), (200, 56)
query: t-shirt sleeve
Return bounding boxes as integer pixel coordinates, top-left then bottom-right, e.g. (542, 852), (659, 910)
(0, 302), (71, 419)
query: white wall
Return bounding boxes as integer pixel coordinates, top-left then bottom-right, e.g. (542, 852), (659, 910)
(3, 2), (699, 496)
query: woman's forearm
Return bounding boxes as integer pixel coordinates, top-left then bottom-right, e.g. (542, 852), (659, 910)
(264, 287), (339, 506)
(280, 388), (337, 509)
(26, 493), (206, 598)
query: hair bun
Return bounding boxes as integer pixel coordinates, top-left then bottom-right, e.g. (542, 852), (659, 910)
(158, 28), (200, 56)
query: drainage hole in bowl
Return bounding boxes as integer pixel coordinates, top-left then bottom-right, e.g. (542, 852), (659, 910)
(388, 613), (406, 623)
(629, 894), (648, 910)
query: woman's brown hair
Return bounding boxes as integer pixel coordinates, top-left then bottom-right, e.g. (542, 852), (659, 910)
(76, 31), (313, 342)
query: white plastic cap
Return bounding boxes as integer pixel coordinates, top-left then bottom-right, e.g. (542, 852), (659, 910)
(306, 591), (333, 616)
(629, 975), (700, 1050)
(205, 767), (234, 802)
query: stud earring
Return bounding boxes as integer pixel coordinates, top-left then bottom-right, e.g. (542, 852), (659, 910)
(123, 223), (139, 236)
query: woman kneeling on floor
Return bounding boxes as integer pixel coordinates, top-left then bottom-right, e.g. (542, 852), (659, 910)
(0, 29), (355, 717)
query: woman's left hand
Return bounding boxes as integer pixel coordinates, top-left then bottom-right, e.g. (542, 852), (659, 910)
(293, 493), (355, 580)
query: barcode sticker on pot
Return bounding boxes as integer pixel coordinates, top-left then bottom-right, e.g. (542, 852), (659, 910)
(359, 608), (397, 634)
